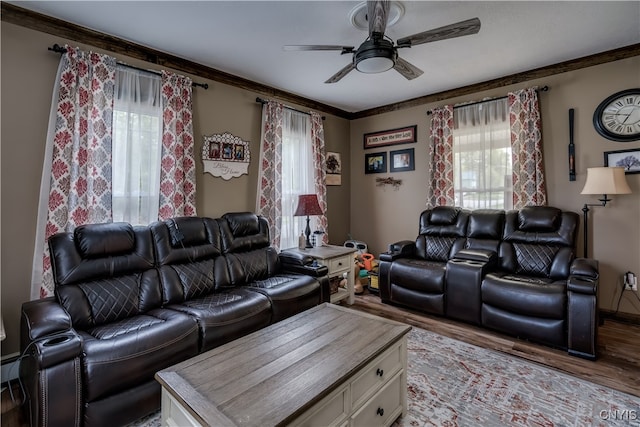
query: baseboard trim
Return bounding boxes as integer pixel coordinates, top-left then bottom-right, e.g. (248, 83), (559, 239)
(600, 309), (640, 325)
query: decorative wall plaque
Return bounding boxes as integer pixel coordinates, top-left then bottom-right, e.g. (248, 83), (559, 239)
(202, 132), (251, 180)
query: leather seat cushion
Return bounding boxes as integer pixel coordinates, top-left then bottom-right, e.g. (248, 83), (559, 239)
(245, 274), (321, 322)
(482, 273), (566, 319)
(481, 304), (566, 348)
(389, 259), (446, 294)
(168, 288), (272, 352)
(81, 309), (198, 402)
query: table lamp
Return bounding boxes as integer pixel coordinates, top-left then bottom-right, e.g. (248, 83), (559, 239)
(294, 194), (323, 248)
(580, 166), (631, 257)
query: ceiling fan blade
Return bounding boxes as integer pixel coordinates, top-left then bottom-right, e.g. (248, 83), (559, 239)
(367, 0), (389, 36)
(393, 57), (424, 80)
(325, 62), (356, 84)
(397, 17), (481, 47)
(283, 45), (355, 53)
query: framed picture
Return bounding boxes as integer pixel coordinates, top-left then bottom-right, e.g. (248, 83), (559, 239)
(325, 151), (342, 186)
(604, 148), (640, 174)
(365, 152), (387, 174)
(390, 148), (415, 172)
(363, 125), (416, 149)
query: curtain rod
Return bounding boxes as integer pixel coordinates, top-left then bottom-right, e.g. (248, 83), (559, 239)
(426, 86), (548, 115)
(255, 97), (325, 120)
(48, 44), (209, 89)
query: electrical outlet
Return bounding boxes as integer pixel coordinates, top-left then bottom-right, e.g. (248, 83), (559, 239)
(624, 272), (637, 291)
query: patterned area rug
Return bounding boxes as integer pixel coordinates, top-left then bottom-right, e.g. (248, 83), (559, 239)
(130, 327), (640, 427)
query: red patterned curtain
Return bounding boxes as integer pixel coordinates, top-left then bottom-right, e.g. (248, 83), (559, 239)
(509, 88), (547, 208)
(427, 105), (455, 207)
(310, 112), (329, 244)
(158, 70), (197, 219)
(32, 45), (116, 298)
(256, 101), (284, 248)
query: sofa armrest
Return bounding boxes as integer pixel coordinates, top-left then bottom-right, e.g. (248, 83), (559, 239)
(21, 297), (73, 350)
(279, 252), (329, 277)
(379, 240), (415, 262)
(567, 258), (599, 360)
(452, 249), (497, 265)
(568, 258), (599, 295)
(570, 258), (599, 280)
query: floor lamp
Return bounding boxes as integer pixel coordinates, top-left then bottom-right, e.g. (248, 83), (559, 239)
(580, 166), (631, 258)
(293, 194), (323, 249)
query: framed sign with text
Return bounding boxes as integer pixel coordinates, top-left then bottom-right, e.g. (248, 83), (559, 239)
(363, 125), (416, 149)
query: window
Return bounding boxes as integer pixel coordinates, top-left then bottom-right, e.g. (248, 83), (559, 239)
(453, 98), (513, 210)
(112, 67), (163, 225)
(280, 110), (315, 249)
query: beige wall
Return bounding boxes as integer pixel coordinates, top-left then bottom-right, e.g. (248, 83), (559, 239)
(0, 23), (351, 356)
(350, 56), (640, 317)
(2, 21), (639, 357)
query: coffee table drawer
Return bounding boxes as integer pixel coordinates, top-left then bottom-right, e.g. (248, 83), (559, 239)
(351, 341), (403, 409)
(351, 371), (403, 427)
(292, 383), (348, 427)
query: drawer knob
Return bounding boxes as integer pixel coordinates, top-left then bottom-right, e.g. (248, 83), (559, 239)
(376, 368), (384, 377)
(376, 407), (384, 416)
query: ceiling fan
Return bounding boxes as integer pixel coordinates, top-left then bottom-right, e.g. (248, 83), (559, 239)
(283, 1), (481, 83)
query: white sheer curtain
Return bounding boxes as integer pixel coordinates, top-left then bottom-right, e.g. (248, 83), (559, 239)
(280, 110), (315, 249)
(453, 98), (513, 209)
(112, 67), (163, 225)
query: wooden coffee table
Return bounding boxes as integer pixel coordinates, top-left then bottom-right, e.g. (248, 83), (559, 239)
(155, 303), (411, 427)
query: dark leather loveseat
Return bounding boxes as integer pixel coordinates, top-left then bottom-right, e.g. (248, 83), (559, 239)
(379, 206), (599, 360)
(19, 212), (329, 427)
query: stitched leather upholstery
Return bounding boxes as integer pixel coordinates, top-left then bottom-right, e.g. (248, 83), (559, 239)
(379, 205), (598, 360)
(43, 222), (200, 426)
(151, 218), (271, 352)
(218, 212), (322, 322)
(21, 214), (328, 427)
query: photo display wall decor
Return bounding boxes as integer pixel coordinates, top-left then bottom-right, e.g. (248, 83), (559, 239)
(202, 132), (251, 180)
(363, 125), (416, 149)
(363, 125), (417, 175)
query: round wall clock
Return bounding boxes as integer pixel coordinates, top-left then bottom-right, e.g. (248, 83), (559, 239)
(593, 88), (640, 142)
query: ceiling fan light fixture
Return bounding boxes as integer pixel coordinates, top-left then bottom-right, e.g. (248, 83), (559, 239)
(354, 37), (396, 73)
(356, 56), (395, 73)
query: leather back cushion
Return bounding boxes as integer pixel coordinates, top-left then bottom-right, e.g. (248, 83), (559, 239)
(466, 209), (504, 253)
(225, 248), (280, 286)
(218, 212), (270, 253)
(500, 208), (578, 279)
(150, 217), (221, 265)
(416, 207), (469, 261)
(158, 257), (231, 304)
(49, 223), (160, 329)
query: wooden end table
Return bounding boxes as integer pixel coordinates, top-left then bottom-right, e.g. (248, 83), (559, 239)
(283, 245), (356, 305)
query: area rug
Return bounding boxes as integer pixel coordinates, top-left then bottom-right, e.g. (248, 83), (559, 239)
(130, 327), (640, 427)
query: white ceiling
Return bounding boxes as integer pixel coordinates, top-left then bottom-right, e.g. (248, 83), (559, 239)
(10, 1), (640, 113)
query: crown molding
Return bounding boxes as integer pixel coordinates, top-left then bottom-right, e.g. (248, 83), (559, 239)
(3, 2), (639, 120)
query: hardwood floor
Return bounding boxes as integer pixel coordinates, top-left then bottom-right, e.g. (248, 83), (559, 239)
(351, 291), (640, 398)
(3, 293), (639, 426)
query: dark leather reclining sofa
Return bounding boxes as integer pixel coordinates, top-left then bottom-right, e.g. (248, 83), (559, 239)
(19, 212), (329, 427)
(379, 206), (599, 360)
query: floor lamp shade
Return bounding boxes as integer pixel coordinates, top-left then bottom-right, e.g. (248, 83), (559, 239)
(294, 194), (323, 248)
(580, 167), (632, 257)
(580, 167), (631, 196)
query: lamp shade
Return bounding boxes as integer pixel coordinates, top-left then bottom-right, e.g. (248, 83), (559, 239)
(581, 167), (632, 195)
(293, 194), (323, 216)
